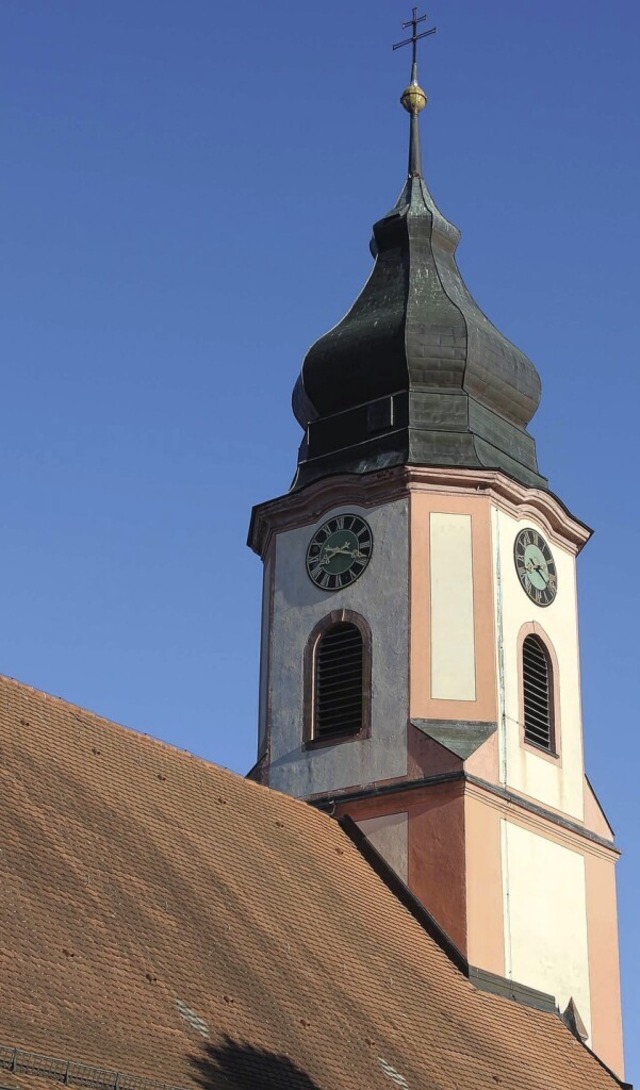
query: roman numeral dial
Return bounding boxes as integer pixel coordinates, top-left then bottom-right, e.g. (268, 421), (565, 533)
(513, 527), (558, 607)
(306, 514), (373, 591)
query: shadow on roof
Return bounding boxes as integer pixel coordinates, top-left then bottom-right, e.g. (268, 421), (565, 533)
(190, 1038), (322, 1090)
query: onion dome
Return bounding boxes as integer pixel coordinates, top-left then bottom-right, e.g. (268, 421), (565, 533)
(290, 27), (546, 492)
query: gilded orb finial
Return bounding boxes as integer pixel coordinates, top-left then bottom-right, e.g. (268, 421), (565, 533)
(401, 81), (427, 114)
(393, 8), (436, 175)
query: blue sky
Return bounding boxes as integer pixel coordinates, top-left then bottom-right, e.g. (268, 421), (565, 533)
(2, 0), (639, 1079)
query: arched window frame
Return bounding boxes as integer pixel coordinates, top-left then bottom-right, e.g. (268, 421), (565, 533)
(303, 610), (372, 748)
(517, 622), (561, 762)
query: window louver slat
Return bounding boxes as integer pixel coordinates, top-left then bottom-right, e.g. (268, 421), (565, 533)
(318, 662), (364, 680)
(527, 678), (548, 692)
(316, 677), (363, 700)
(317, 654), (362, 671)
(523, 635), (554, 751)
(317, 657), (363, 674)
(318, 639), (362, 654)
(317, 657), (362, 673)
(317, 631), (359, 648)
(315, 622), (364, 737)
(317, 643), (360, 660)
(523, 684), (550, 706)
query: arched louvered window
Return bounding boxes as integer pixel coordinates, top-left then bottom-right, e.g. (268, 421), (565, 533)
(522, 634), (555, 752)
(314, 621), (365, 738)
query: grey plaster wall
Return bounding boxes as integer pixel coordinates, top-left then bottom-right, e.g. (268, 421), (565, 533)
(257, 554), (272, 758)
(357, 812), (408, 884)
(266, 498), (410, 797)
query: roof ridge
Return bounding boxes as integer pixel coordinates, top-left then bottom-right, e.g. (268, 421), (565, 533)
(0, 672), (149, 737)
(0, 671), (325, 818)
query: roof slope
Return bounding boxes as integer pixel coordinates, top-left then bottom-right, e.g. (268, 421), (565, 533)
(0, 674), (623, 1090)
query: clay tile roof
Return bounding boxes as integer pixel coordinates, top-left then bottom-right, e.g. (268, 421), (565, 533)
(0, 674), (624, 1090)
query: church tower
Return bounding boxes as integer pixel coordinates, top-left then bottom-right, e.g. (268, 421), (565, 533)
(248, 10), (624, 1077)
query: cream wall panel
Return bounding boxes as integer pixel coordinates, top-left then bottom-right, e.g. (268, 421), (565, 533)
(267, 498), (410, 797)
(493, 506), (585, 820)
(430, 513), (476, 701)
(503, 822), (591, 1037)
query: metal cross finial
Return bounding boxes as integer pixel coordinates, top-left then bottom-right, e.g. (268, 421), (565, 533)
(393, 7), (436, 71)
(394, 8), (436, 180)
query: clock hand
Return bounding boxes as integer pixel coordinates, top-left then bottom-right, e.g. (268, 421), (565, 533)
(531, 562), (549, 584)
(321, 542), (365, 562)
(320, 545), (349, 563)
(326, 543), (355, 557)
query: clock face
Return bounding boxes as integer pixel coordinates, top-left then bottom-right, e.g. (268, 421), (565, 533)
(513, 527), (558, 607)
(306, 514), (373, 591)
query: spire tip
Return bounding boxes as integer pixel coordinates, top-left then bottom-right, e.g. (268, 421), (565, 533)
(393, 8), (435, 179)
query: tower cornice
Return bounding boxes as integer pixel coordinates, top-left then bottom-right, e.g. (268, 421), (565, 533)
(248, 465), (592, 559)
(310, 773), (620, 861)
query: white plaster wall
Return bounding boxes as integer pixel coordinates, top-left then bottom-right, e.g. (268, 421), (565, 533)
(430, 512), (476, 700)
(357, 812), (408, 883)
(266, 498), (410, 797)
(492, 506), (585, 820)
(503, 821), (591, 1037)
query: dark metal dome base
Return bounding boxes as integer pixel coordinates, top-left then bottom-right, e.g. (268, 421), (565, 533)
(292, 175), (546, 493)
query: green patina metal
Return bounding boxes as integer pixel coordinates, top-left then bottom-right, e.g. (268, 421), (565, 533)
(291, 23), (546, 492)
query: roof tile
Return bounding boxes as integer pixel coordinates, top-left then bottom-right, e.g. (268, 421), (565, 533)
(0, 674), (623, 1090)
